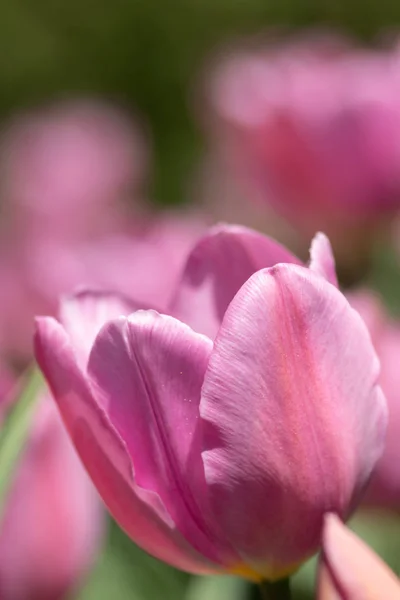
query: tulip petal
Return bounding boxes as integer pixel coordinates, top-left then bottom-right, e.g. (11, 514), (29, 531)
(87, 311), (236, 565)
(319, 514), (400, 600)
(34, 317), (218, 574)
(200, 264), (386, 575)
(59, 289), (140, 366)
(347, 290), (384, 342)
(309, 232), (338, 287)
(171, 224), (300, 339)
(317, 562), (342, 600)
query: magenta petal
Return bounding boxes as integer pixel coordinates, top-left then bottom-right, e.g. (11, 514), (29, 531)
(87, 311), (235, 565)
(34, 317), (218, 574)
(59, 289), (140, 367)
(200, 264), (386, 575)
(309, 233), (338, 287)
(171, 223), (301, 339)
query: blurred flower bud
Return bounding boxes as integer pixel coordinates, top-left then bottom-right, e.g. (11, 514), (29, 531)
(0, 99), (148, 242)
(0, 383), (104, 600)
(0, 210), (205, 361)
(349, 289), (400, 509)
(200, 33), (400, 272)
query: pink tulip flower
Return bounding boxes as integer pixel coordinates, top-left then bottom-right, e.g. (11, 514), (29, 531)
(348, 290), (400, 509)
(0, 99), (146, 243)
(204, 34), (400, 241)
(34, 228), (386, 581)
(318, 513), (400, 599)
(0, 382), (104, 600)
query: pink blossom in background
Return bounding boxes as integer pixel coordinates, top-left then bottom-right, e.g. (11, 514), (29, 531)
(29, 212), (207, 312)
(0, 97), (156, 360)
(348, 289), (400, 509)
(0, 210), (206, 361)
(34, 228), (386, 580)
(189, 154), (302, 255)
(318, 514), (400, 599)
(0, 245), (42, 362)
(0, 383), (104, 600)
(0, 99), (148, 243)
(0, 365), (15, 402)
(0, 97), (208, 362)
(203, 34), (400, 242)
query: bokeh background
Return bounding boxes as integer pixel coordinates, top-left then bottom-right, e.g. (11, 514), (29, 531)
(2, 1), (400, 598)
(4, 0), (400, 206)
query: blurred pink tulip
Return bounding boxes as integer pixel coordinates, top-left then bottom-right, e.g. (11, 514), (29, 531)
(0, 99), (147, 243)
(34, 228), (386, 580)
(348, 290), (400, 509)
(0, 382), (103, 600)
(204, 34), (400, 242)
(29, 212), (207, 312)
(318, 513), (400, 599)
(0, 211), (206, 361)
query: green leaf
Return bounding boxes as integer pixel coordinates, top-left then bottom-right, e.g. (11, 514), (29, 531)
(0, 366), (43, 519)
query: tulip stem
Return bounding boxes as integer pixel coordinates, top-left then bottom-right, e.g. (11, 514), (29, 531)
(258, 578), (291, 600)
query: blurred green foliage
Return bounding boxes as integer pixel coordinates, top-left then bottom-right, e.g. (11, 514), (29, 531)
(77, 520), (189, 600)
(369, 243), (400, 316)
(0, 367), (42, 520)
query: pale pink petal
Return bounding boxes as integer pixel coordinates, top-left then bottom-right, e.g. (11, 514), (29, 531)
(347, 290), (385, 342)
(319, 514), (400, 600)
(34, 317), (218, 574)
(317, 562), (342, 600)
(200, 264), (386, 576)
(59, 289), (139, 367)
(171, 224), (300, 339)
(87, 311), (236, 566)
(309, 232), (338, 287)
